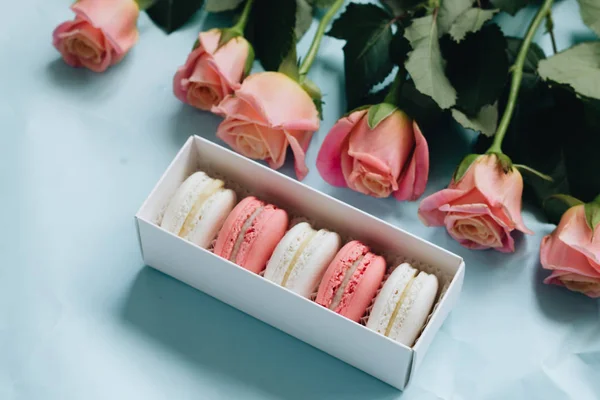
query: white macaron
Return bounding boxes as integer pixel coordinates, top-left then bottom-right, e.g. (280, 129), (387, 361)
(264, 222), (341, 298)
(161, 171), (236, 249)
(366, 263), (438, 347)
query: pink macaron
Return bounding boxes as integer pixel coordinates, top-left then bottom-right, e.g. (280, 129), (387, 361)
(214, 196), (288, 274)
(316, 241), (386, 322)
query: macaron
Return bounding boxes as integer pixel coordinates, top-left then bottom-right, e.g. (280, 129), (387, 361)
(366, 263), (438, 347)
(316, 241), (386, 322)
(264, 222), (341, 298)
(214, 196), (288, 273)
(161, 171), (236, 249)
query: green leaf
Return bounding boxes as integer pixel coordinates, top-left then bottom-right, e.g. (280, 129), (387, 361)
(295, 0), (313, 40)
(381, 0), (423, 16)
(392, 79), (443, 129)
(442, 24), (508, 115)
(490, 0), (529, 16)
(577, 0), (600, 36)
(449, 8), (498, 42)
(328, 3), (394, 109)
(454, 154), (480, 182)
(205, 0), (242, 12)
(585, 201), (600, 231)
(146, 0), (204, 33)
(404, 15), (457, 109)
(437, 0), (472, 35)
(252, 0), (297, 71)
(538, 42), (600, 100)
(505, 36), (546, 73)
(452, 104), (498, 136)
(473, 84), (572, 219)
(309, 0), (337, 8)
(390, 30), (411, 66)
(544, 194), (584, 225)
(367, 103), (398, 129)
(559, 90), (600, 202)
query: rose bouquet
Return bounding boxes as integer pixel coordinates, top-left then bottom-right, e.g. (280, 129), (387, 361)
(50, 0), (600, 297)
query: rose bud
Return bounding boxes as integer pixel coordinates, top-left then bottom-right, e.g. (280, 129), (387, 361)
(173, 29), (253, 111)
(541, 200), (600, 298)
(419, 153), (533, 252)
(316, 106), (429, 200)
(52, 0), (139, 72)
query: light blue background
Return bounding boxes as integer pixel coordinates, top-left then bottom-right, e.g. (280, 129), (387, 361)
(1, 1), (599, 399)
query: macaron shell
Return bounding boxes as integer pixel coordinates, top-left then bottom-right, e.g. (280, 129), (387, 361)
(285, 230), (341, 298)
(337, 253), (386, 322)
(366, 263), (417, 335)
(214, 196), (263, 261)
(235, 206), (288, 273)
(185, 189), (237, 249)
(161, 171), (212, 234)
(264, 222), (314, 286)
(316, 241), (367, 309)
(316, 241), (386, 322)
(387, 272), (438, 346)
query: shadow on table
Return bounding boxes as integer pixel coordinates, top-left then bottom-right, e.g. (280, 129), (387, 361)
(45, 57), (133, 99)
(120, 267), (402, 400)
(532, 258), (599, 322)
(169, 105), (221, 148)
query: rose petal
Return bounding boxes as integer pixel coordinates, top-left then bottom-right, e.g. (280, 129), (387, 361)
(284, 129), (311, 180)
(418, 188), (469, 226)
(557, 205), (600, 271)
(173, 45), (206, 103)
(316, 110), (367, 187)
(233, 72), (319, 130)
(394, 120), (430, 201)
(213, 95), (267, 125)
(472, 155), (533, 235)
(72, 0), (139, 56)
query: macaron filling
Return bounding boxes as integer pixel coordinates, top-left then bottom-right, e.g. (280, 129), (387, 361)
(329, 254), (366, 311)
(386, 272), (429, 340)
(385, 276), (416, 336)
(370, 265), (416, 335)
(229, 206), (264, 262)
(281, 230), (318, 287)
(179, 179), (224, 238)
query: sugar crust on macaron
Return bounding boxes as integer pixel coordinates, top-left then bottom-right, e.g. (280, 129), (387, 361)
(367, 263), (438, 347)
(265, 222), (341, 298)
(161, 171), (236, 249)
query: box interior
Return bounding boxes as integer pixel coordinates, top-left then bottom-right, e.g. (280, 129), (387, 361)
(136, 136), (465, 388)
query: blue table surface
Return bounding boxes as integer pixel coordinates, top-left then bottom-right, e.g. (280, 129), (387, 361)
(1, 1), (599, 399)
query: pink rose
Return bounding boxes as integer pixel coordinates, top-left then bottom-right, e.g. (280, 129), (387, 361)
(419, 154), (533, 252)
(316, 108), (429, 200)
(540, 205), (600, 298)
(52, 0), (139, 72)
(173, 29), (252, 111)
(213, 72), (319, 180)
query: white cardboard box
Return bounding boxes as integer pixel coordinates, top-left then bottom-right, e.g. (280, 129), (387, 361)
(135, 136), (465, 390)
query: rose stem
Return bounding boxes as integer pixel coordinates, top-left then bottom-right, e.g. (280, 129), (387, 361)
(298, 0), (345, 78)
(545, 12), (558, 54)
(232, 0), (255, 33)
(486, 0), (553, 155)
(383, 69), (405, 104)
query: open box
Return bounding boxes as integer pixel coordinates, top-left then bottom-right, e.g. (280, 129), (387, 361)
(135, 136), (465, 390)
